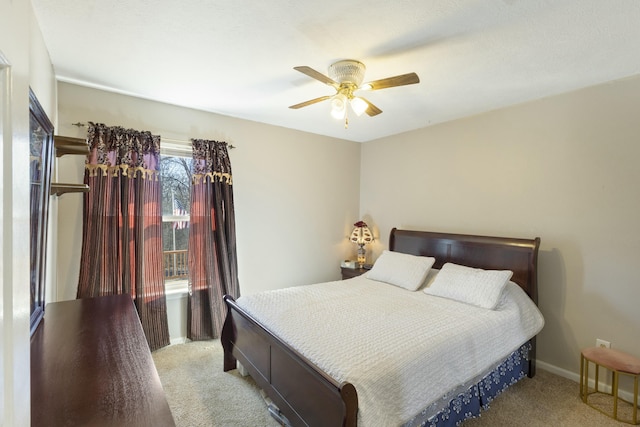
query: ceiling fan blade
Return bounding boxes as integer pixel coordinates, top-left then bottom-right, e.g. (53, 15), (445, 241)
(361, 72), (420, 91)
(294, 66), (339, 88)
(359, 97), (383, 117)
(289, 95), (332, 110)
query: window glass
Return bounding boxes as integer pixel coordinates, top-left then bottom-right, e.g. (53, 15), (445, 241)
(160, 154), (192, 281)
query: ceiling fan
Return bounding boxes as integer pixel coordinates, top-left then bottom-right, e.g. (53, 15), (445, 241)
(289, 59), (420, 127)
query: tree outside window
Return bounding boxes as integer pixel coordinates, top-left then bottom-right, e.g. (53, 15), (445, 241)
(160, 155), (192, 281)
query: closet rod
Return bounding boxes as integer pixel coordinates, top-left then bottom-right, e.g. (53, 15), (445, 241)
(71, 122), (236, 149)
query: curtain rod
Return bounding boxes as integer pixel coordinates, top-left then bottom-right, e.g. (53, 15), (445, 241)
(71, 122), (236, 149)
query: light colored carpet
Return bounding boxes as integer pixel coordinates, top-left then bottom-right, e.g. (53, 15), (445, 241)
(153, 341), (633, 427)
(153, 340), (280, 427)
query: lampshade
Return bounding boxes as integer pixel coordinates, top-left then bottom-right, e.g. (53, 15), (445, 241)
(350, 97), (368, 116)
(349, 221), (373, 245)
(331, 93), (347, 119)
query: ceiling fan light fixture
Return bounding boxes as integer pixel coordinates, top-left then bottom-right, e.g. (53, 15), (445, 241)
(330, 93), (347, 119)
(331, 108), (345, 120)
(291, 60), (419, 124)
(328, 60), (366, 86)
(350, 97), (368, 116)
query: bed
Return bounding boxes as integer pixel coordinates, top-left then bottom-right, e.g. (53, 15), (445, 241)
(221, 228), (542, 426)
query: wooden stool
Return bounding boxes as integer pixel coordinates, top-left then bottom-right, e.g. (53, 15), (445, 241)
(580, 347), (640, 425)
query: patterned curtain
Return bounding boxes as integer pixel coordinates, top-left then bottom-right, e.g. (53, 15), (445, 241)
(77, 122), (170, 351)
(187, 139), (240, 340)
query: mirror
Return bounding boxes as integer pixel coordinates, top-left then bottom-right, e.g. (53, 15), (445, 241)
(29, 88), (54, 335)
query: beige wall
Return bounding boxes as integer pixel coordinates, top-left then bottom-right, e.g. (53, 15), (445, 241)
(1, 1), (56, 424)
(361, 75), (640, 383)
(55, 82), (361, 337)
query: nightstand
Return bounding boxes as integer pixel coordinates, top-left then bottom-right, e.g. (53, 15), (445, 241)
(340, 267), (369, 280)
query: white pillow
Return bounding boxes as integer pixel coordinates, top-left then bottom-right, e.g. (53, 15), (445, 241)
(421, 268), (440, 289)
(366, 250), (435, 291)
(424, 262), (513, 309)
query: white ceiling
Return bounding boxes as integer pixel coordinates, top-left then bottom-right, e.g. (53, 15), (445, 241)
(32, 0), (640, 143)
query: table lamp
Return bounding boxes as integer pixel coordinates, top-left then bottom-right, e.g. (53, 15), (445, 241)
(349, 221), (373, 268)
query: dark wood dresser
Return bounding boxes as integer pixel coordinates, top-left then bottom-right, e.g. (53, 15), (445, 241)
(30, 294), (175, 426)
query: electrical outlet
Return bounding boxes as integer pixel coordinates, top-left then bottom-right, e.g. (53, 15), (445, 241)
(596, 339), (611, 349)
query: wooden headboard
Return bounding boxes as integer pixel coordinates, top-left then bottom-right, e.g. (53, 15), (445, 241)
(389, 228), (540, 305)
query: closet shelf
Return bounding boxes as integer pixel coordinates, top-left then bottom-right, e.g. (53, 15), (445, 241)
(52, 135), (90, 196)
(54, 135), (89, 157)
(51, 183), (89, 196)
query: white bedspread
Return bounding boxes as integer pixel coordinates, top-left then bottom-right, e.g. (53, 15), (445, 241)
(237, 276), (544, 426)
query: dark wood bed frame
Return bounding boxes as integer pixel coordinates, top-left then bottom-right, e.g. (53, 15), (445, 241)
(221, 228), (540, 427)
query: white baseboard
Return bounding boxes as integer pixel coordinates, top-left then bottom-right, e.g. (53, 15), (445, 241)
(537, 359), (637, 404)
(537, 360), (580, 382)
(237, 362), (249, 377)
(169, 336), (187, 346)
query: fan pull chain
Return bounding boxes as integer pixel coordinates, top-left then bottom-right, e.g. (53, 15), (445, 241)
(344, 108), (349, 129)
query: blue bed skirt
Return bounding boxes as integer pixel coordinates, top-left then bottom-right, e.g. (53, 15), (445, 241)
(411, 342), (532, 427)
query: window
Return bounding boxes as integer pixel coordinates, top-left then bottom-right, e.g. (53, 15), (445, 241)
(160, 151), (192, 291)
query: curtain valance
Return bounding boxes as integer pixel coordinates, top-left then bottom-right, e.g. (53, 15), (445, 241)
(191, 138), (233, 184)
(85, 122), (161, 180)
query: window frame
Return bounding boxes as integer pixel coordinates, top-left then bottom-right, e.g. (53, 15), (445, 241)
(160, 140), (192, 295)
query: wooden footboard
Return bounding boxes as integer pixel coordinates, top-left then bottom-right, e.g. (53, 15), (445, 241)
(221, 295), (358, 427)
